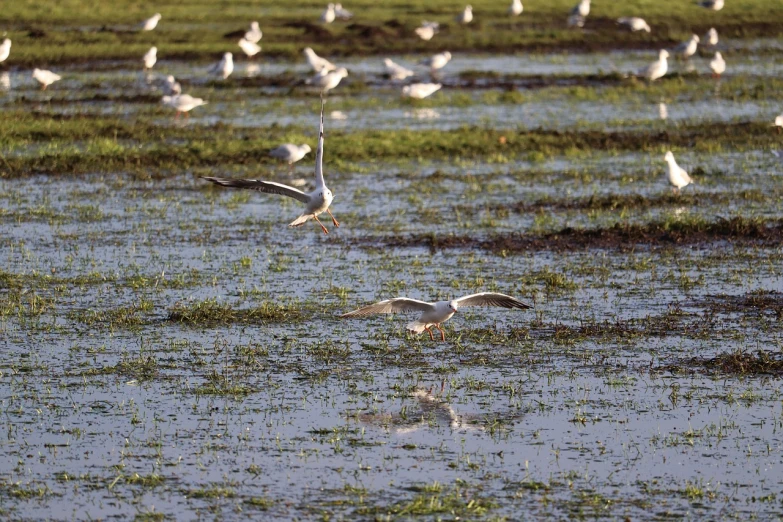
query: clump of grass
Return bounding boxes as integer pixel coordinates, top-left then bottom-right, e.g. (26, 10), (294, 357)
(80, 353), (158, 381)
(69, 299), (153, 328)
(167, 298), (301, 325)
(666, 349), (783, 377)
(357, 483), (498, 518)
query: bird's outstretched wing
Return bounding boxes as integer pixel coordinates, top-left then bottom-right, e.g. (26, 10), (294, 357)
(455, 292), (532, 309)
(341, 298), (435, 318)
(202, 177), (310, 203)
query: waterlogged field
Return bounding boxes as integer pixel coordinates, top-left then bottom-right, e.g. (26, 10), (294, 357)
(2, 0), (783, 520)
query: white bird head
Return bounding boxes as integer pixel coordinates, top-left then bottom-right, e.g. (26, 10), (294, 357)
(148, 46), (157, 54)
(304, 47), (315, 57)
(336, 67), (349, 78)
(714, 51), (723, 59)
(152, 13), (162, 20)
(327, 3), (334, 8)
(384, 58), (393, 66)
(659, 49), (669, 60)
(692, 34), (700, 42)
(335, 3), (342, 8)
(224, 52), (233, 61)
(448, 301), (459, 312)
(161, 95), (173, 105)
(443, 51), (452, 60)
(401, 86), (412, 96)
(251, 21), (260, 30)
(301, 144), (312, 154)
(664, 151), (675, 162)
(775, 116), (783, 127)
(466, 5), (472, 11)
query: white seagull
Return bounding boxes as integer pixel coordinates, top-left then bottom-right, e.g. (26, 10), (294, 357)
(773, 114), (783, 133)
(304, 47), (336, 73)
(402, 83), (442, 99)
(143, 46), (157, 70)
(384, 58), (414, 80)
(32, 68), (61, 90)
(163, 75), (181, 95)
(639, 50), (668, 81)
(421, 51), (452, 73)
(415, 21), (439, 41)
(456, 5), (473, 24)
(308, 67), (348, 94)
(571, 0), (590, 17)
(341, 292), (531, 341)
(269, 144), (312, 172)
(245, 21), (262, 43)
(509, 0), (523, 16)
(0, 39), (11, 63)
(238, 38), (261, 57)
(322, 3), (336, 24)
(162, 94), (207, 118)
(140, 13), (161, 31)
(710, 52), (725, 77)
(209, 52), (234, 79)
(617, 17), (651, 32)
(674, 34), (699, 59)
(203, 100), (339, 235)
(334, 4), (353, 20)
(705, 28), (719, 46)
(697, 0), (724, 10)
(664, 151), (693, 193)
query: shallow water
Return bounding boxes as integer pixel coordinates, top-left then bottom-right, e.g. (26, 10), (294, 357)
(2, 33), (783, 522)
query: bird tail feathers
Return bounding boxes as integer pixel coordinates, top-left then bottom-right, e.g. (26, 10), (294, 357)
(289, 214), (312, 227)
(406, 320), (428, 334)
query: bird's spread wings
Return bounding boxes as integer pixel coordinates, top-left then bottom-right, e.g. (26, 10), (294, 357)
(455, 292), (532, 309)
(202, 177), (310, 203)
(341, 298), (435, 318)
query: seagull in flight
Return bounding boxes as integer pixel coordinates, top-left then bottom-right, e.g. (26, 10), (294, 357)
(341, 292), (531, 341)
(203, 99), (339, 234)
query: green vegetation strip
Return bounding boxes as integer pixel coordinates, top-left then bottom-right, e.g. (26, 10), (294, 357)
(365, 216), (783, 253)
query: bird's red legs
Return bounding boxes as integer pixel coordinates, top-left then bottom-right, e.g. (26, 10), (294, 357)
(424, 326), (435, 341)
(313, 215), (329, 234)
(327, 209), (340, 227)
(175, 111), (181, 120)
(42, 85), (47, 91)
(288, 163), (294, 174)
(434, 324), (446, 342)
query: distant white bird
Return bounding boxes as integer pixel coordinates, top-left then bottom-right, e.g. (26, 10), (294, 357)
(334, 3), (353, 20)
(341, 292), (531, 341)
(161, 94), (207, 118)
(415, 21), (439, 41)
(421, 51), (452, 72)
(245, 21), (262, 43)
(774, 114), (783, 133)
(0, 72), (10, 90)
(143, 46), (157, 70)
(32, 68), (61, 90)
(664, 151), (693, 193)
(509, 0), (523, 16)
(571, 0), (590, 17)
(203, 101), (339, 234)
(383, 58), (414, 80)
(705, 27), (719, 46)
(0, 39), (11, 63)
(308, 67), (348, 94)
(304, 47), (336, 73)
(639, 50), (669, 81)
(674, 34), (700, 59)
(321, 3), (336, 24)
(402, 83), (442, 99)
(697, 0), (724, 11)
(617, 17), (651, 33)
(163, 75), (181, 95)
(209, 52), (234, 79)
(140, 13), (161, 31)
(658, 102), (668, 120)
(238, 38), (261, 57)
(269, 144), (312, 172)
(456, 5), (473, 24)
(710, 52), (725, 77)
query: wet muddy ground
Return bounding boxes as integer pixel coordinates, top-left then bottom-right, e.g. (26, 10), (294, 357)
(2, 5), (783, 521)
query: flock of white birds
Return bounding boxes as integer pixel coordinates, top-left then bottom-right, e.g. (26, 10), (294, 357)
(3, 0), (776, 337)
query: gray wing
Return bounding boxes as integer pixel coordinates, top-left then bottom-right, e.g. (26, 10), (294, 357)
(341, 298), (435, 318)
(202, 177), (310, 203)
(455, 292), (532, 309)
(269, 144), (296, 159)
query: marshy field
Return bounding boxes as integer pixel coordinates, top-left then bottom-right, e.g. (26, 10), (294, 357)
(2, 0), (783, 520)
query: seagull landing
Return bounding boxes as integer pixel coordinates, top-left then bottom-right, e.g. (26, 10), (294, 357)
(341, 292), (531, 341)
(203, 99), (339, 234)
